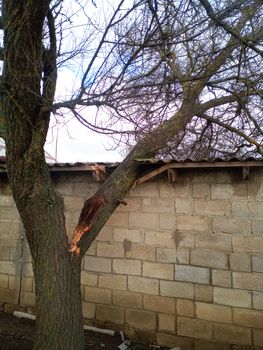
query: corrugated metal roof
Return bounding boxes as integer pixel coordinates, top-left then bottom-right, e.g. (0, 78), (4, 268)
(134, 156), (263, 164)
(1, 157), (263, 174)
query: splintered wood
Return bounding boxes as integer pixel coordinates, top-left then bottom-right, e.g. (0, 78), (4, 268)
(69, 194), (107, 254)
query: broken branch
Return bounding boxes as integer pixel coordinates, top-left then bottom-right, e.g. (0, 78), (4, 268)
(69, 194), (107, 254)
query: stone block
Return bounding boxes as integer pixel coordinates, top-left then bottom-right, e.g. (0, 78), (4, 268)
(248, 182), (263, 201)
(194, 200), (230, 216)
(253, 291), (263, 310)
(211, 184), (233, 199)
(254, 329), (263, 347)
(4, 303), (26, 314)
(81, 271), (98, 287)
(193, 183), (210, 199)
(193, 170), (232, 184)
(159, 213), (176, 230)
(98, 274), (127, 291)
(129, 213), (158, 229)
(112, 290), (142, 309)
(107, 212), (128, 228)
(84, 256), (111, 273)
(145, 230), (175, 247)
(114, 228), (141, 243)
(128, 276), (159, 295)
(213, 324), (252, 345)
(195, 340), (231, 350)
(212, 270), (231, 288)
(22, 277), (33, 292)
(63, 196), (84, 211)
(175, 265), (210, 284)
(96, 304), (124, 325)
(212, 217), (250, 235)
(143, 262), (174, 280)
(195, 233), (232, 251)
(21, 291), (35, 307)
(97, 242), (124, 258)
(231, 200), (249, 218)
(0, 222), (21, 236)
(230, 253), (251, 272)
(176, 299), (195, 317)
(252, 220), (263, 235)
(233, 183), (248, 197)
(252, 254), (263, 272)
(214, 287), (251, 308)
(177, 216), (210, 232)
(116, 197), (142, 212)
(0, 261), (16, 275)
(1, 207), (21, 221)
(233, 272), (263, 291)
(249, 202), (263, 219)
(158, 314), (176, 332)
(126, 309), (156, 330)
(130, 182), (159, 197)
(97, 227), (114, 242)
(196, 302), (232, 323)
(174, 231), (195, 248)
(191, 250), (228, 269)
(85, 241), (96, 256)
(160, 181), (192, 199)
(143, 295), (175, 314)
(0, 247), (10, 261)
(73, 181), (98, 197)
(84, 287), (111, 304)
(233, 236), (263, 253)
(54, 181), (74, 196)
(233, 308), (263, 328)
(142, 197), (174, 213)
(125, 244), (155, 261)
(160, 281), (194, 299)
(65, 211), (79, 225)
(8, 275), (19, 290)
(0, 195), (14, 206)
(177, 317), (213, 340)
(159, 181), (176, 198)
(82, 302), (95, 319)
(0, 274), (8, 288)
(195, 285), (213, 302)
(0, 180), (12, 195)
(175, 199), (193, 214)
(157, 333), (195, 349)
(0, 288), (16, 303)
(113, 259), (141, 275)
(157, 247), (189, 264)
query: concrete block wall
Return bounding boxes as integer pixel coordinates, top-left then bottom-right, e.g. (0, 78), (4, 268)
(1, 168), (263, 349)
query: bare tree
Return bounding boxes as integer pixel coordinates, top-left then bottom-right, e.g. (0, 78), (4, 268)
(0, 0), (262, 349)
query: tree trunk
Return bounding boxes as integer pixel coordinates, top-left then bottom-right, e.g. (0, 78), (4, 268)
(10, 165), (85, 350)
(33, 242), (84, 350)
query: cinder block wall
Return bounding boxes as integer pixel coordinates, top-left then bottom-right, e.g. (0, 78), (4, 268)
(1, 168), (263, 349)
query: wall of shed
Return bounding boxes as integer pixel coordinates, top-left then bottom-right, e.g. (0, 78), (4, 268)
(1, 168), (263, 349)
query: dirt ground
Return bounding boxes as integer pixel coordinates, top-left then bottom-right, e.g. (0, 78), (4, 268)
(0, 312), (168, 350)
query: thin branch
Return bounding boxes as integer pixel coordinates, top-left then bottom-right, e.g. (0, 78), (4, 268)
(198, 112), (263, 154)
(199, 0), (263, 58)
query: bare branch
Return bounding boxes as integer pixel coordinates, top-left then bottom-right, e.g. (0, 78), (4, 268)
(199, 0), (263, 58)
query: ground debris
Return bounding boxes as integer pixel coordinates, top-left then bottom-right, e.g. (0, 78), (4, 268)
(0, 312), (170, 350)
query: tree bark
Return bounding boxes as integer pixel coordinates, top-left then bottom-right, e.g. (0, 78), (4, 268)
(2, 2), (85, 349)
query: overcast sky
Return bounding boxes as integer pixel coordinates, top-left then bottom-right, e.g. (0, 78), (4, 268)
(44, 0), (127, 163)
